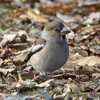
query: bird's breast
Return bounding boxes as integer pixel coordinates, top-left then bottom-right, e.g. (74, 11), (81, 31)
(28, 40), (69, 73)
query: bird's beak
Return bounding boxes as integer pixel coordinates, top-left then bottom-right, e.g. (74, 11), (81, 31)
(61, 27), (71, 40)
(61, 27), (71, 34)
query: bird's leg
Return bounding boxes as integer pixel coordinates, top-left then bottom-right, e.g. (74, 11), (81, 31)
(17, 70), (23, 83)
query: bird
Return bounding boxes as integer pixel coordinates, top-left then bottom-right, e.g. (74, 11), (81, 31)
(27, 19), (69, 75)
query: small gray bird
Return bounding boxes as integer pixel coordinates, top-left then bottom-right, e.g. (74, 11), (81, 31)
(27, 20), (69, 75)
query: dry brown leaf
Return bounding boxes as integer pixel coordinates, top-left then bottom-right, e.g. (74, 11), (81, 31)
(0, 34), (17, 47)
(40, 2), (76, 15)
(76, 56), (100, 66)
(27, 8), (48, 23)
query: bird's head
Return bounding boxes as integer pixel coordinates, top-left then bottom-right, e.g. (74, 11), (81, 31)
(41, 19), (66, 40)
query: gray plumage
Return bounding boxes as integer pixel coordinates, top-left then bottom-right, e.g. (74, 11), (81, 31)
(27, 20), (69, 74)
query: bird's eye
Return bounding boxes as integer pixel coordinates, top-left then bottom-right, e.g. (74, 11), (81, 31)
(55, 26), (64, 32)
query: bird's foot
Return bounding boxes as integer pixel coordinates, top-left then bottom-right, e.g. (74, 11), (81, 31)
(33, 73), (50, 82)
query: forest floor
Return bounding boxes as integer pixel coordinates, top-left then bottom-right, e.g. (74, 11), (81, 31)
(0, 0), (99, 100)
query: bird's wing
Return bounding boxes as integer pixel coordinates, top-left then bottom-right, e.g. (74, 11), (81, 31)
(31, 37), (46, 54)
(24, 39), (46, 62)
(31, 44), (45, 54)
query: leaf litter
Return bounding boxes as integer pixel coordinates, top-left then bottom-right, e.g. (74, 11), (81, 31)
(0, 0), (100, 100)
